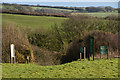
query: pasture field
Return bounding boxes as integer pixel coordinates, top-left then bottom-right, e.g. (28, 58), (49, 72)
(2, 12), (118, 30)
(72, 12), (118, 17)
(2, 58), (119, 78)
(2, 13), (66, 30)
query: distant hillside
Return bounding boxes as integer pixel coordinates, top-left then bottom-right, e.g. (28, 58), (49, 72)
(1, 3), (71, 17)
(1, 3), (118, 17)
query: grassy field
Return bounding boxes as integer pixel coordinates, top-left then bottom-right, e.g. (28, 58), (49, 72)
(2, 13), (66, 30)
(2, 12), (118, 30)
(72, 12), (118, 17)
(2, 58), (119, 78)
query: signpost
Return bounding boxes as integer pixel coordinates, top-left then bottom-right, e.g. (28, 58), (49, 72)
(80, 47), (84, 60)
(80, 47), (84, 53)
(80, 47), (86, 60)
(89, 37), (94, 60)
(100, 46), (108, 59)
(11, 44), (15, 64)
(90, 37), (94, 54)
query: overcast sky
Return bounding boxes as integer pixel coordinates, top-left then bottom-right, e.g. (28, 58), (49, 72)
(1, 0), (119, 2)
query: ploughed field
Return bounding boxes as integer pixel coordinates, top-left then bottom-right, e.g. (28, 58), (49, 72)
(2, 58), (119, 78)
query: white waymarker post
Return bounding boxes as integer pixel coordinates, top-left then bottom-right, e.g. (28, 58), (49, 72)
(11, 44), (15, 64)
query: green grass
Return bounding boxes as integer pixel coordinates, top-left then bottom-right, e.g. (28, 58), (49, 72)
(2, 12), (118, 31)
(2, 13), (66, 30)
(2, 58), (119, 78)
(72, 12), (118, 17)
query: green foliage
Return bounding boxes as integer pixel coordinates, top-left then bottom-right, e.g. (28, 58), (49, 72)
(105, 14), (119, 20)
(2, 4), (33, 12)
(2, 13), (119, 64)
(2, 58), (119, 78)
(2, 3), (71, 17)
(34, 8), (70, 15)
(54, 15), (118, 63)
(28, 15), (118, 55)
(61, 15), (118, 35)
(28, 33), (62, 51)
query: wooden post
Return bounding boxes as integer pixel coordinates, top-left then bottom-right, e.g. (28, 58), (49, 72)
(107, 47), (109, 59)
(80, 53), (82, 61)
(93, 37), (95, 61)
(107, 50), (109, 59)
(88, 53), (90, 61)
(84, 47), (86, 60)
(109, 50), (111, 58)
(107, 54), (108, 59)
(100, 53), (102, 59)
(11, 57), (12, 64)
(14, 57), (15, 64)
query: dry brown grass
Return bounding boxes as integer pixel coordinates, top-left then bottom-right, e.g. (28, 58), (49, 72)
(2, 22), (34, 63)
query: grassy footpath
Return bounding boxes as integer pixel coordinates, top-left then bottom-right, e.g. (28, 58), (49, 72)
(2, 13), (66, 30)
(2, 58), (119, 78)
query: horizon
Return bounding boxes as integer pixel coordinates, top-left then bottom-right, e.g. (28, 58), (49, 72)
(1, 2), (119, 8)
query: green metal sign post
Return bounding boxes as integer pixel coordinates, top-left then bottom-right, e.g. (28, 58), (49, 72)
(89, 37), (94, 61)
(90, 37), (94, 54)
(100, 46), (108, 59)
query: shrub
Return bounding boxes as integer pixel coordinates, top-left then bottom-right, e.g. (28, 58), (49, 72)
(105, 15), (119, 21)
(2, 23), (34, 63)
(62, 30), (119, 63)
(31, 45), (61, 66)
(61, 39), (84, 63)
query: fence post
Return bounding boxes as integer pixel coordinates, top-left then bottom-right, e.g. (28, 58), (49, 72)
(84, 47), (86, 60)
(80, 53), (82, 61)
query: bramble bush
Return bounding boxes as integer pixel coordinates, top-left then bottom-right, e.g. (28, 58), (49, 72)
(2, 23), (34, 63)
(2, 23), (62, 65)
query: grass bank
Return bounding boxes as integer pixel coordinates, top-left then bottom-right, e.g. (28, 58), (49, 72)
(2, 58), (119, 78)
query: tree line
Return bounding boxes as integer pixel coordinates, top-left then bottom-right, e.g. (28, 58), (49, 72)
(2, 3), (118, 14)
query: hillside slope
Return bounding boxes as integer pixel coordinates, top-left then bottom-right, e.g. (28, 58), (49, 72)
(2, 58), (119, 78)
